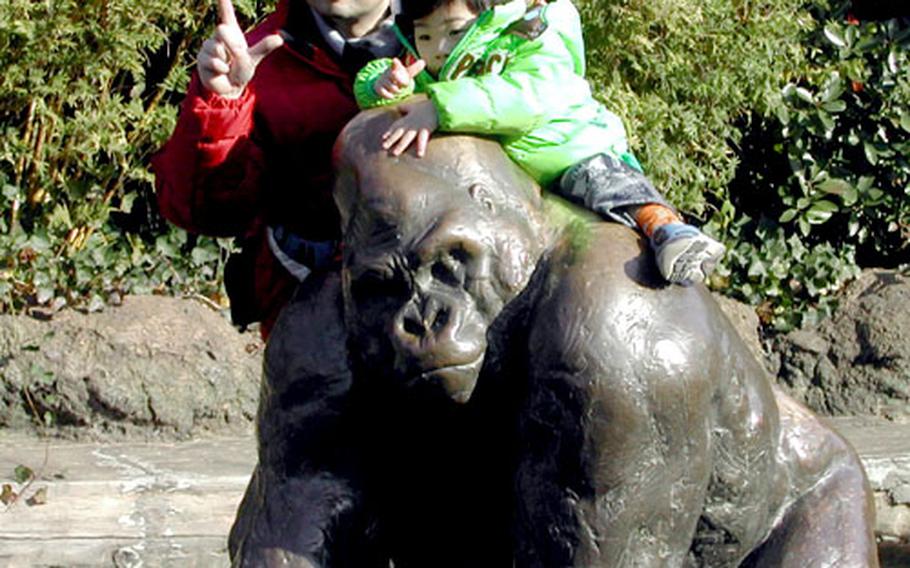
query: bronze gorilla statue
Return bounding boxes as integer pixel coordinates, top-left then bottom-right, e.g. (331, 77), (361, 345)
(228, 109), (879, 567)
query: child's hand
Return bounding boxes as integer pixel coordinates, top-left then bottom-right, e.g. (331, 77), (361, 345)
(374, 58), (426, 100)
(382, 97), (439, 157)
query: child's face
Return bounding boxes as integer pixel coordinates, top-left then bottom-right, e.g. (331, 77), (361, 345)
(413, 0), (478, 75)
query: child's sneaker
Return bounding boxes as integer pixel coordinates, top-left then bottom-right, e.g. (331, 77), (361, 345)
(651, 223), (725, 285)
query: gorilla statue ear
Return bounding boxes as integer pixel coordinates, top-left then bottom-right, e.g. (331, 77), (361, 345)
(468, 183), (497, 214)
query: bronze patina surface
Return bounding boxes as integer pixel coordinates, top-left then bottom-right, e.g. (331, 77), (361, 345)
(229, 109), (879, 567)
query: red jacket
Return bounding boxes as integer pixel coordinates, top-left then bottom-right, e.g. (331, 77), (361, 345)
(151, 0), (361, 337)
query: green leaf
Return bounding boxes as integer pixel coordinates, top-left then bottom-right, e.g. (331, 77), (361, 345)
(900, 111), (910, 133)
(775, 105), (791, 125)
(854, 36), (881, 52)
(811, 199), (839, 213)
(87, 295), (105, 313)
(842, 186), (858, 206)
(29, 364), (53, 382)
(47, 204), (72, 230)
(821, 100), (846, 113)
(190, 247), (216, 266)
(823, 25), (846, 48)
(887, 50), (898, 74)
(817, 178), (853, 196)
(14, 465), (34, 484)
(809, 165), (825, 184)
(2, 185), (19, 200)
(806, 200), (839, 225)
(26, 234), (51, 253)
(118, 193), (137, 214)
(845, 25), (859, 46)
(821, 73), (844, 102)
(748, 258), (767, 277)
(155, 236), (177, 258)
(863, 142), (879, 165)
(36, 287), (54, 305)
(796, 87), (814, 104)
(779, 209), (798, 223)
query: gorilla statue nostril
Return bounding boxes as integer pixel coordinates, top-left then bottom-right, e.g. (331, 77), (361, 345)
(402, 316), (425, 337)
(432, 307), (449, 333)
(399, 302), (449, 340)
(398, 297), (448, 339)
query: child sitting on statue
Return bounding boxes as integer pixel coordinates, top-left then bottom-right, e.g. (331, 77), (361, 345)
(354, 0), (724, 284)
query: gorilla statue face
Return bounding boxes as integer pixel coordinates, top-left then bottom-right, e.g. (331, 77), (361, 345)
(334, 112), (546, 403)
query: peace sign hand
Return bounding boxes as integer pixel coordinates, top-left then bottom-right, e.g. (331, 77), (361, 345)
(196, 0), (285, 99)
(374, 58), (427, 100)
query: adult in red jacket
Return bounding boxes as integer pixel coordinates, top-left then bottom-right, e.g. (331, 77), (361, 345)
(152, 0), (398, 338)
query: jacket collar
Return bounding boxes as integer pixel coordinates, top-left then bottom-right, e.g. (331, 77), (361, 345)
(436, 0), (530, 80)
(281, 0), (400, 75)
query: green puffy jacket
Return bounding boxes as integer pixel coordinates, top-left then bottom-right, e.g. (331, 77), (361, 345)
(354, 0), (640, 186)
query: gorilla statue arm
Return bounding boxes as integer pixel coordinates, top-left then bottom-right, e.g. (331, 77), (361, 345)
(514, 224), (875, 566)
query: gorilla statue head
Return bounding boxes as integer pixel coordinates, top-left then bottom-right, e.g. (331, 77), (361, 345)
(334, 110), (550, 403)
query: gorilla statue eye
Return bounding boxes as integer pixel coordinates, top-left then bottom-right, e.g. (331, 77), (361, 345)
(351, 269), (410, 303)
(431, 249), (469, 288)
(431, 260), (461, 287)
(450, 247), (471, 265)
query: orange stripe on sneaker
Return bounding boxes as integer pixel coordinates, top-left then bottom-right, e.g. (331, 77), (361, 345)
(633, 204), (681, 238)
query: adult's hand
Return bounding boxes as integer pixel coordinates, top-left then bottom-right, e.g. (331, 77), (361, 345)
(196, 0), (285, 99)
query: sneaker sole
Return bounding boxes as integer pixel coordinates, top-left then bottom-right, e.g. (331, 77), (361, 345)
(665, 239), (726, 285)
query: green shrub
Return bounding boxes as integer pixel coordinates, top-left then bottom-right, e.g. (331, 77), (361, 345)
(720, 217), (861, 329)
(0, 0), (272, 313)
(747, 5), (908, 260)
(580, 0), (908, 331)
(0, 0), (905, 334)
(718, 2), (909, 329)
(578, 0), (810, 217)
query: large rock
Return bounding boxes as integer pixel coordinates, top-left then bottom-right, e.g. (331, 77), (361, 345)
(0, 296), (262, 439)
(774, 269), (910, 420)
(712, 292), (765, 362)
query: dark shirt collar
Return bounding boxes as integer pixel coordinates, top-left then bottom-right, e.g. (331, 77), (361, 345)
(284, 0), (401, 74)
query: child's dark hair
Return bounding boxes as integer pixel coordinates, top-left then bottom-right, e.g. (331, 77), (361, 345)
(398, 0), (495, 21)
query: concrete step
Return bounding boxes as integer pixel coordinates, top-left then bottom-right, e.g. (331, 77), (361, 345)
(829, 416), (910, 567)
(0, 418), (907, 566)
(0, 435), (256, 567)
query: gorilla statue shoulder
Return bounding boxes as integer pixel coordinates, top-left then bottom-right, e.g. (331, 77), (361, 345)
(229, 109), (879, 568)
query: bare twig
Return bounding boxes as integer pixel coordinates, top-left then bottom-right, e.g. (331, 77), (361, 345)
(14, 99), (37, 188)
(184, 293), (224, 312)
(4, 388), (52, 512)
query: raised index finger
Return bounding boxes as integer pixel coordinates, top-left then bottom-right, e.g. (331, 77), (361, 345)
(217, 0), (239, 28)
